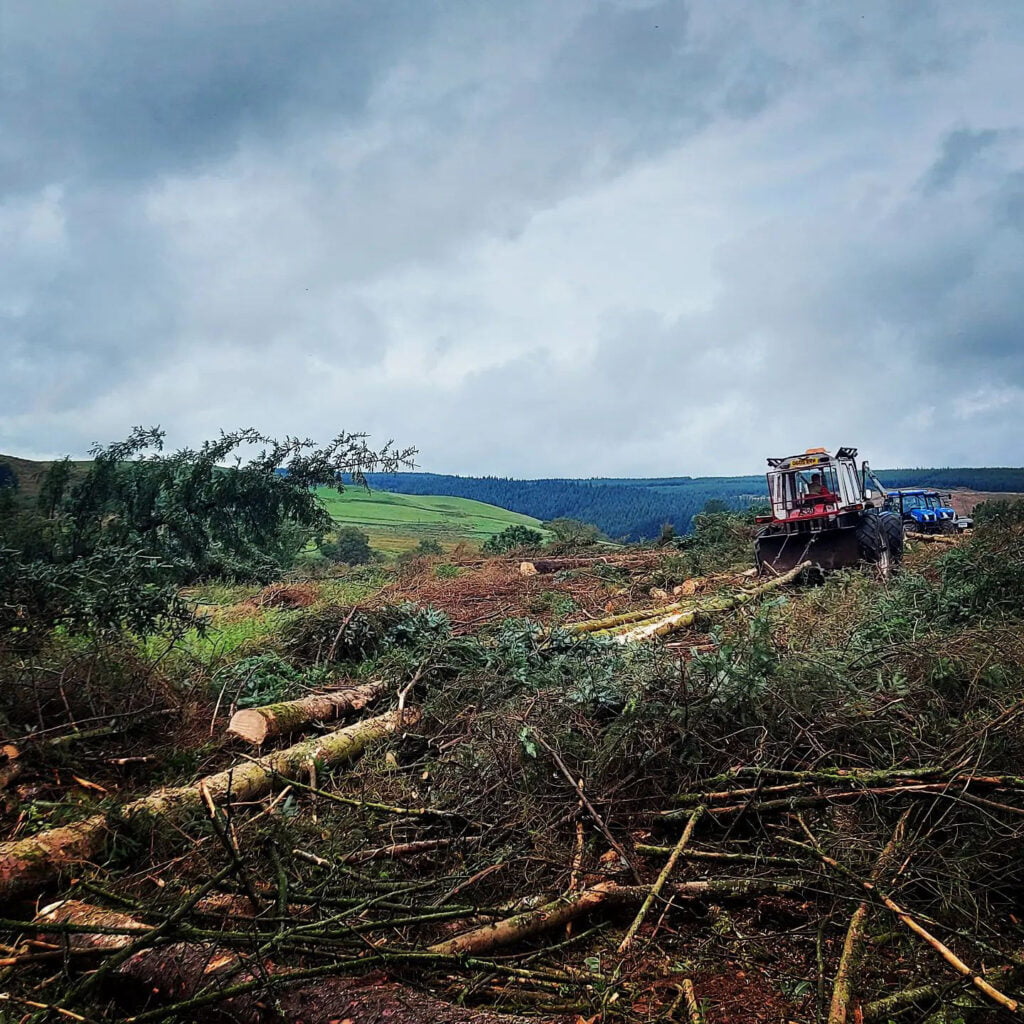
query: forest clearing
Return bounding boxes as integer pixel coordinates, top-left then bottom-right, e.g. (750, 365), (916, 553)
(3, 456), (1024, 1024)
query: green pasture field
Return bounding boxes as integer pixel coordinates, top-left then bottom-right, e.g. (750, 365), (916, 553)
(314, 485), (546, 554)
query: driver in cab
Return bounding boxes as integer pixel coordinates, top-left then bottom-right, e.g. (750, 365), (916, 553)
(806, 473), (826, 496)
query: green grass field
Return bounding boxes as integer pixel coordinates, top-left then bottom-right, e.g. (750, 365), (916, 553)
(314, 485), (546, 554)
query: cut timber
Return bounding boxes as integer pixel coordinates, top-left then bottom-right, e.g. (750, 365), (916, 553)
(0, 708), (418, 903)
(429, 878), (801, 957)
(35, 899), (140, 952)
(227, 680), (387, 745)
(615, 561), (810, 643)
(523, 554), (658, 575)
(563, 602), (691, 635)
(429, 881), (622, 956)
(0, 744), (22, 790)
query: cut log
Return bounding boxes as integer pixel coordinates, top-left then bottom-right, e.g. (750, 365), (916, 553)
(35, 899), (141, 952)
(526, 555), (656, 574)
(429, 878), (802, 957)
(0, 744), (22, 790)
(614, 561), (811, 643)
(429, 881), (622, 957)
(0, 708), (418, 903)
(35, 902), (563, 1024)
(227, 680), (387, 745)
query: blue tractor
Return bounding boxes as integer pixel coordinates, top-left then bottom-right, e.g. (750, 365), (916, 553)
(887, 489), (962, 534)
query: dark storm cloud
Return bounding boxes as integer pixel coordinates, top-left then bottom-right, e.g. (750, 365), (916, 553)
(3, 1), (1024, 472)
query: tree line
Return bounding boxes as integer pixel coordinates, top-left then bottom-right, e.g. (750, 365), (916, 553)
(362, 466), (1024, 541)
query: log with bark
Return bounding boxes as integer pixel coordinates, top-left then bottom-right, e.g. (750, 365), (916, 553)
(429, 878), (803, 957)
(227, 680), (387, 745)
(0, 707), (419, 903)
(34, 901), (566, 1024)
(613, 561), (811, 643)
(519, 554), (659, 575)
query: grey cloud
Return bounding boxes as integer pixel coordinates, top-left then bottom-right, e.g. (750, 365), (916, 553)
(3, 1), (1024, 474)
(0, 0), (430, 191)
(921, 128), (1002, 194)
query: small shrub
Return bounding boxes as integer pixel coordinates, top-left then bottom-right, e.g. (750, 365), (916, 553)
(482, 525), (544, 555)
(319, 526), (373, 565)
(526, 590), (577, 617)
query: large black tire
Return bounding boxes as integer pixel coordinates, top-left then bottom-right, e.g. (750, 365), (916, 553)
(855, 512), (892, 577)
(879, 511), (904, 566)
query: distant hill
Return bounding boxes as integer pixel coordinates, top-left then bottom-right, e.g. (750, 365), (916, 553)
(363, 467), (1024, 540)
(313, 485), (546, 554)
(0, 454), (93, 502)
(361, 472), (766, 540)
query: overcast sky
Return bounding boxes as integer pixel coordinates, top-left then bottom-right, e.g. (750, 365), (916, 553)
(2, 1), (1023, 477)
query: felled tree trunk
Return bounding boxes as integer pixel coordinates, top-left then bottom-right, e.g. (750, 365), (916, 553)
(227, 680), (387, 745)
(0, 708), (418, 903)
(614, 561), (810, 643)
(519, 554), (657, 575)
(34, 902), (562, 1024)
(35, 898), (141, 951)
(429, 878), (800, 957)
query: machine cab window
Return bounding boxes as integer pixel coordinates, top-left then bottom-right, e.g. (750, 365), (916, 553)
(769, 461), (842, 519)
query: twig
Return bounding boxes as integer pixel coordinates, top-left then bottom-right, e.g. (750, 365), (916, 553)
(0, 992), (94, 1022)
(828, 809), (912, 1024)
(790, 829), (1022, 1015)
(324, 604), (360, 664)
(234, 752), (464, 820)
(618, 806), (703, 953)
(682, 978), (703, 1024)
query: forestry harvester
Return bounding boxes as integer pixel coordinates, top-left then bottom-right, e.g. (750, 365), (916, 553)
(754, 446), (904, 575)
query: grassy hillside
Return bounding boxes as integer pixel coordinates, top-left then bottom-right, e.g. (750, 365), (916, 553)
(0, 454), (92, 502)
(314, 485), (545, 554)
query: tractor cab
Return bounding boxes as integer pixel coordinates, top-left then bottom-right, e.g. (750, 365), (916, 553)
(762, 448), (865, 524)
(889, 489), (958, 533)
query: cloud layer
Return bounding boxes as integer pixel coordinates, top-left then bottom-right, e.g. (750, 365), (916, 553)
(3, 0), (1024, 475)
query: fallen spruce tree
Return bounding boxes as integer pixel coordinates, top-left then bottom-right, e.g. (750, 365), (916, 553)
(0, 707), (418, 903)
(227, 679), (388, 744)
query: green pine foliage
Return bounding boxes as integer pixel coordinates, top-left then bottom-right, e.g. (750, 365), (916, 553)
(0, 427), (413, 651)
(481, 524), (544, 554)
